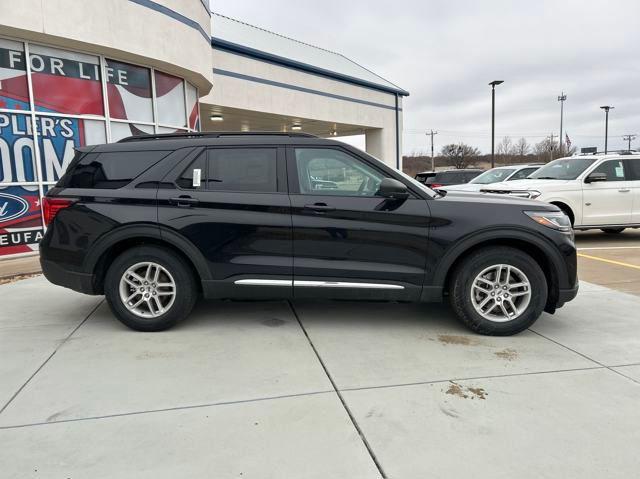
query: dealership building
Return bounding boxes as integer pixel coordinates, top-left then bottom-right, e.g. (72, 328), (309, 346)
(0, 0), (408, 259)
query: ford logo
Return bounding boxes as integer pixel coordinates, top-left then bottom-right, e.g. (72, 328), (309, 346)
(0, 192), (29, 223)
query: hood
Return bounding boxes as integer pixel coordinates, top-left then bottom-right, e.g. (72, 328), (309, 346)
(440, 183), (485, 192)
(439, 190), (556, 209)
(481, 178), (572, 192)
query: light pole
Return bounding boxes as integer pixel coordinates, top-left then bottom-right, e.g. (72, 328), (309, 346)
(489, 81), (504, 168)
(600, 105), (614, 154)
(558, 93), (566, 154)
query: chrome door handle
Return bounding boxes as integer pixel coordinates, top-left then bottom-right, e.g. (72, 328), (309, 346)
(618, 188), (631, 193)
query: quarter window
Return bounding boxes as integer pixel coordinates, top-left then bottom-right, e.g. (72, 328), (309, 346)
(590, 160), (627, 182)
(66, 150), (169, 189)
(294, 148), (384, 196)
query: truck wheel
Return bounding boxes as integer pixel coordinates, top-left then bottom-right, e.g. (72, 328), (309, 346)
(601, 228), (625, 234)
(449, 247), (548, 336)
(104, 246), (198, 331)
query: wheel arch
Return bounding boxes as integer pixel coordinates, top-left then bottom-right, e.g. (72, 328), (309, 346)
(548, 200), (576, 226)
(84, 224), (210, 294)
(433, 228), (566, 312)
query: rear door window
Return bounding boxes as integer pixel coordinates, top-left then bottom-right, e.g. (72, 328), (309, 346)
(66, 150), (169, 189)
(627, 159), (640, 181)
(206, 148), (278, 192)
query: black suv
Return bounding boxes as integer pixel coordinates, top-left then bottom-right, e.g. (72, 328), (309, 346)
(415, 169), (483, 188)
(40, 132), (578, 335)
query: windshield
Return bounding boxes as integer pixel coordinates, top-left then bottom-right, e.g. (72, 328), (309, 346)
(529, 158), (597, 180)
(470, 168), (515, 184)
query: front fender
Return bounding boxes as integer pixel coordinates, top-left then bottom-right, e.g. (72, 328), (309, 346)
(428, 226), (571, 290)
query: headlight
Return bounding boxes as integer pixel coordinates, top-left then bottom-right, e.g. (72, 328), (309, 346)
(524, 210), (572, 232)
(528, 190), (542, 199)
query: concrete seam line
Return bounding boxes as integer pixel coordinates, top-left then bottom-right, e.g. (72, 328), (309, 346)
(0, 389), (335, 430)
(287, 301), (387, 479)
(338, 365), (607, 393)
(0, 298), (104, 415)
(528, 329), (640, 386)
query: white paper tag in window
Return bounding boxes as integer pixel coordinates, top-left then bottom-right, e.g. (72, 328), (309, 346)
(192, 168), (202, 188)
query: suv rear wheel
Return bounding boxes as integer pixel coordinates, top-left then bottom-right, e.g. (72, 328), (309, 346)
(449, 247), (548, 335)
(104, 246), (198, 331)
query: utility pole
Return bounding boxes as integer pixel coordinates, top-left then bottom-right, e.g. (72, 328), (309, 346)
(558, 93), (566, 154)
(548, 133), (556, 162)
(427, 130), (438, 171)
(600, 106), (614, 154)
(622, 134), (636, 151)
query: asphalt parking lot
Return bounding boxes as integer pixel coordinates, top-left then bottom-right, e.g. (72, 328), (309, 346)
(1, 230), (640, 479)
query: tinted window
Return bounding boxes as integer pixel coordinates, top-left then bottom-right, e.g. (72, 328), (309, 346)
(591, 160), (627, 182)
(176, 152), (206, 189)
(509, 167), (538, 180)
(627, 158), (640, 181)
(66, 150), (169, 189)
(295, 148), (384, 196)
(207, 148), (277, 192)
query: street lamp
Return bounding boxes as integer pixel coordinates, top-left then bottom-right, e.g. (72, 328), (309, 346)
(558, 93), (567, 154)
(489, 81), (504, 168)
(600, 105), (614, 154)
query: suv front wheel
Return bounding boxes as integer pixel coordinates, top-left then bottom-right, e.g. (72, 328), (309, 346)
(449, 247), (548, 335)
(104, 246), (198, 331)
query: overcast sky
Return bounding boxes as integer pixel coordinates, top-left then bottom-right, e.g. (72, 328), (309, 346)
(212, 0), (640, 155)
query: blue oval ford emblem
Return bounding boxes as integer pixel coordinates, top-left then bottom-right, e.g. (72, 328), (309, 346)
(0, 193), (30, 224)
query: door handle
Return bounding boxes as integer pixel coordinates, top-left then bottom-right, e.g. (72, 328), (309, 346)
(169, 196), (199, 207)
(618, 188), (631, 193)
(304, 203), (336, 212)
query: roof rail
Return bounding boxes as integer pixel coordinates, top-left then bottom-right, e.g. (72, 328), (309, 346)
(117, 131), (318, 143)
(576, 149), (640, 156)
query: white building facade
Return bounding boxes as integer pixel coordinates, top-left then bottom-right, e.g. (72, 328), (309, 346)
(0, 0), (407, 259)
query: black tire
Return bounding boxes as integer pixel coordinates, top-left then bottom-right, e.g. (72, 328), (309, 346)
(104, 245), (198, 331)
(601, 227), (625, 234)
(449, 246), (548, 336)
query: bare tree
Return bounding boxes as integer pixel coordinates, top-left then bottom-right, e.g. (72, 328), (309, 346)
(440, 143), (480, 169)
(515, 137), (530, 157)
(497, 136), (514, 155)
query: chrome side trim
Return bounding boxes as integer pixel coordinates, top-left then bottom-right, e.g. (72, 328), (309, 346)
(234, 279), (404, 290)
(294, 281), (404, 290)
(234, 279), (293, 286)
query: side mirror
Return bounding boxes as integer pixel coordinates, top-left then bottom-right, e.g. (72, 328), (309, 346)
(585, 172), (607, 183)
(377, 178), (409, 199)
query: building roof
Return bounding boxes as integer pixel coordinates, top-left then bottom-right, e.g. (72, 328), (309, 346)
(211, 13), (409, 96)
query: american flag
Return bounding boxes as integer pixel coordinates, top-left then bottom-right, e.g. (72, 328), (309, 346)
(565, 133), (572, 149)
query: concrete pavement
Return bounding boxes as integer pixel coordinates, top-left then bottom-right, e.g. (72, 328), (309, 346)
(1, 275), (640, 478)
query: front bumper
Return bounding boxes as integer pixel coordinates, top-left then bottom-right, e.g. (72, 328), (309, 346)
(40, 258), (98, 295)
(556, 279), (579, 308)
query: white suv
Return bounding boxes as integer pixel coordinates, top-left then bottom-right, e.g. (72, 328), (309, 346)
(481, 153), (640, 233)
(442, 164), (541, 192)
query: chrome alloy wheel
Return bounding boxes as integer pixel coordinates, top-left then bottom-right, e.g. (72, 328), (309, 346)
(118, 262), (176, 318)
(470, 264), (532, 322)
